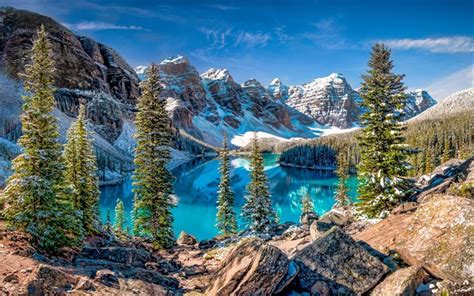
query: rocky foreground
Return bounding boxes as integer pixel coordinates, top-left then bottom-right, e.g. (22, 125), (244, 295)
(0, 158), (473, 295)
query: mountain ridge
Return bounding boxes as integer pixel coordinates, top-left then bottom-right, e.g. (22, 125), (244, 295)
(0, 7), (439, 184)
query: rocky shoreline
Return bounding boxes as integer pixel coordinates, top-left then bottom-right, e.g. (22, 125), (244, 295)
(1, 157), (472, 295)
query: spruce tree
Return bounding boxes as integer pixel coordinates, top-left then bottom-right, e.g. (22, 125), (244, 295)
(105, 209), (112, 233)
(63, 104), (100, 235)
(216, 134), (238, 237)
(335, 152), (351, 206)
(357, 43), (413, 218)
(301, 192), (315, 214)
(242, 134), (277, 234)
(114, 199), (125, 233)
(132, 64), (175, 249)
(2, 25), (82, 251)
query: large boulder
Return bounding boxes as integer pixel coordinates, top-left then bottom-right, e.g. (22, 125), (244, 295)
(395, 195), (473, 283)
(320, 207), (353, 226)
(292, 226), (389, 294)
(177, 231), (198, 246)
(206, 238), (291, 295)
(26, 265), (78, 295)
(370, 266), (428, 296)
(300, 211), (319, 225)
(355, 194), (473, 284)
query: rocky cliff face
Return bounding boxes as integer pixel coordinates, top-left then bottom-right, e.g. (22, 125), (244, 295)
(142, 57), (319, 147)
(284, 74), (437, 128)
(404, 89), (437, 119)
(0, 7), (439, 181)
(0, 7), (207, 184)
(286, 73), (361, 128)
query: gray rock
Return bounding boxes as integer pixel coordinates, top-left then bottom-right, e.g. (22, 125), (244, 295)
(300, 211), (319, 225)
(371, 266), (428, 296)
(309, 220), (335, 241)
(94, 269), (119, 288)
(206, 238), (290, 295)
(177, 231), (198, 246)
(80, 246), (151, 267)
(293, 226), (389, 294)
(320, 209), (351, 226)
(26, 265), (78, 294)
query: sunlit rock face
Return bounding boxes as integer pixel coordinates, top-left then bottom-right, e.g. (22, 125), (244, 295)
(403, 89), (437, 119)
(138, 58), (318, 147)
(286, 73), (360, 128)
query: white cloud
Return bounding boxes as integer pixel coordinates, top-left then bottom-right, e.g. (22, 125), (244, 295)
(199, 28), (271, 49)
(200, 27), (233, 49)
(382, 37), (474, 53)
(274, 26), (293, 44)
(425, 65), (474, 100)
(65, 21), (146, 31)
(235, 32), (270, 48)
(303, 18), (348, 49)
(208, 4), (239, 11)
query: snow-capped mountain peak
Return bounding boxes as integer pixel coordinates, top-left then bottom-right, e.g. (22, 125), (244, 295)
(135, 65), (147, 74)
(286, 73), (360, 128)
(160, 55), (188, 65)
(404, 89), (437, 118)
(201, 68), (234, 82)
(268, 78), (289, 101)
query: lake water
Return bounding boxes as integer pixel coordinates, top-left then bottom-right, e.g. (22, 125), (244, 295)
(99, 154), (358, 240)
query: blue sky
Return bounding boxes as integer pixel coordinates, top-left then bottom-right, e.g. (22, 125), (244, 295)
(5, 0), (474, 99)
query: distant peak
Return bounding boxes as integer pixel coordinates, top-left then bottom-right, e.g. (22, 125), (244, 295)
(243, 78), (263, 87)
(201, 68), (233, 81)
(135, 65), (147, 74)
(160, 55), (188, 65)
(328, 73), (345, 79)
(270, 77), (282, 85)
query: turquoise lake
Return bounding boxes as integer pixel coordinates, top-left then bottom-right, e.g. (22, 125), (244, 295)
(99, 154), (358, 240)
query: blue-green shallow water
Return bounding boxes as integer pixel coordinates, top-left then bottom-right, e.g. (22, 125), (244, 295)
(99, 154), (358, 240)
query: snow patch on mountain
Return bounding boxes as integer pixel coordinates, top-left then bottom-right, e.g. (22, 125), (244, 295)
(268, 78), (289, 101)
(286, 73), (360, 128)
(409, 87), (474, 121)
(403, 89), (437, 118)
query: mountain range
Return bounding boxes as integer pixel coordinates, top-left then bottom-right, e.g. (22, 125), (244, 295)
(0, 7), (438, 185)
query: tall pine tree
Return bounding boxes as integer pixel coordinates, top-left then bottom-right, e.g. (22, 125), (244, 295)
(216, 134), (238, 237)
(132, 64), (175, 249)
(63, 104), (100, 235)
(2, 25), (82, 251)
(242, 134), (277, 234)
(335, 152), (351, 206)
(114, 199), (126, 233)
(357, 43), (413, 218)
(301, 191), (315, 214)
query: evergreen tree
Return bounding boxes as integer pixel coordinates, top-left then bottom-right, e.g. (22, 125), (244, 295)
(104, 209), (112, 233)
(335, 152), (351, 206)
(132, 64), (175, 249)
(357, 43), (413, 218)
(2, 25), (82, 251)
(63, 104), (100, 235)
(242, 134), (277, 234)
(114, 199), (125, 233)
(301, 192), (315, 214)
(216, 134), (238, 237)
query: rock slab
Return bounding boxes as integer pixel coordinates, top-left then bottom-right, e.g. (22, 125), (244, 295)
(293, 226), (389, 294)
(370, 266), (428, 296)
(395, 194), (474, 284)
(206, 238), (290, 295)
